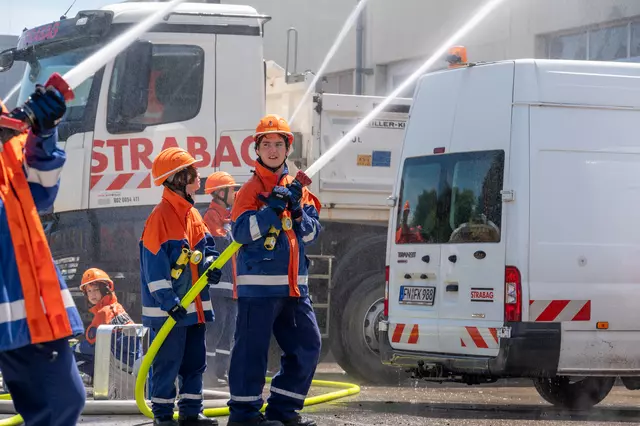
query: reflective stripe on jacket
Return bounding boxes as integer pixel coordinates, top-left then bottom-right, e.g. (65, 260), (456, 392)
(140, 187), (218, 328)
(230, 162), (321, 298)
(0, 127), (83, 352)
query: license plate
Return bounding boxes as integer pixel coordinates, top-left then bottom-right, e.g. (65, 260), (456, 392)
(399, 286), (436, 306)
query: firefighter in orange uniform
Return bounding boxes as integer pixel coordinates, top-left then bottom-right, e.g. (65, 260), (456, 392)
(227, 114), (322, 426)
(0, 86), (86, 425)
(140, 147), (221, 426)
(202, 171), (240, 387)
(72, 268), (141, 385)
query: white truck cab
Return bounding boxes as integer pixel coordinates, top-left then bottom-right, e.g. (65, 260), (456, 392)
(381, 57), (640, 409)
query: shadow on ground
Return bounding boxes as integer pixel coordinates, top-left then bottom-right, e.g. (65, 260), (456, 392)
(327, 400), (640, 423)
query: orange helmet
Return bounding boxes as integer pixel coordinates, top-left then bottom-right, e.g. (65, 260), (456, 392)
(253, 114), (294, 146)
(204, 171), (240, 194)
(151, 147), (197, 186)
(80, 268), (114, 292)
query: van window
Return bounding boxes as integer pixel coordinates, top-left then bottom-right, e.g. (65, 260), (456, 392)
(108, 44), (204, 127)
(395, 150), (505, 244)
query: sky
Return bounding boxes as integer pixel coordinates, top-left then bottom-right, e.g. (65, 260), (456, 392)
(2, 0), (113, 36)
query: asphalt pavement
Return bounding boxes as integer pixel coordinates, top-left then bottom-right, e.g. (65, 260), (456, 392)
(4, 363), (640, 425)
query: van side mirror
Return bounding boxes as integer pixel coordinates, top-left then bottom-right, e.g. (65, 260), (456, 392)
(107, 40), (152, 133)
(0, 49), (15, 73)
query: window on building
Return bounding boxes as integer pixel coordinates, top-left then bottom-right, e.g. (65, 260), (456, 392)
(547, 20), (640, 62)
(322, 70), (354, 94)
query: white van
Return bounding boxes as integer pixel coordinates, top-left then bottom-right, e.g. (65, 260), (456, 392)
(379, 58), (640, 410)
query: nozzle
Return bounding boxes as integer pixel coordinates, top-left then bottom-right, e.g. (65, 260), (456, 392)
(45, 72), (75, 102)
(294, 170), (312, 187)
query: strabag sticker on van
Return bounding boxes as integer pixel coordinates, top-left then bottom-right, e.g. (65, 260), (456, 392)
(470, 287), (494, 302)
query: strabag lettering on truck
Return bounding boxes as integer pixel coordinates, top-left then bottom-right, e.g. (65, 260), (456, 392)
(90, 134), (256, 191)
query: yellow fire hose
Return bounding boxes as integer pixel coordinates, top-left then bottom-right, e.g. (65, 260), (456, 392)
(0, 241), (360, 425)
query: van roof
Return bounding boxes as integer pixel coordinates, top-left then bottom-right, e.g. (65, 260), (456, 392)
(101, 2), (263, 26)
(513, 59), (640, 109)
(427, 59), (640, 109)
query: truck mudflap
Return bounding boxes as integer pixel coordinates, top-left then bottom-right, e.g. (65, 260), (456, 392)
(379, 321), (561, 378)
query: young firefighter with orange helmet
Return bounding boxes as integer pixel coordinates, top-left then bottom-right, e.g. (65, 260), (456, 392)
(202, 171), (240, 387)
(227, 114), (322, 426)
(0, 86), (86, 425)
(72, 267), (141, 384)
(140, 147), (222, 426)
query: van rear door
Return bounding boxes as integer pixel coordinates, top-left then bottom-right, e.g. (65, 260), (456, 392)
(388, 62), (513, 357)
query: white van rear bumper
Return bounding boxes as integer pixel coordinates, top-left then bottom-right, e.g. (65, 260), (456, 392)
(380, 320), (562, 378)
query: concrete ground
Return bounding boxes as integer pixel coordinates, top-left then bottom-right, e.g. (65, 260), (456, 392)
(4, 362), (640, 425)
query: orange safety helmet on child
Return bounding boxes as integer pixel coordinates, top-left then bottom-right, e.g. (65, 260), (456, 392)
(204, 171), (241, 194)
(151, 147), (197, 186)
(80, 267), (115, 292)
(253, 114), (294, 147)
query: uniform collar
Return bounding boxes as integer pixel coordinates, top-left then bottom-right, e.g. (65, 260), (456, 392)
(208, 200), (230, 219)
(254, 160), (289, 188)
(163, 187), (194, 217)
(90, 293), (117, 314)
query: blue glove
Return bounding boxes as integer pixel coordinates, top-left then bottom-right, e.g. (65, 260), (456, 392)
(206, 268), (222, 285)
(14, 85), (66, 137)
(259, 186), (291, 215)
(168, 304), (188, 322)
(288, 180), (303, 219)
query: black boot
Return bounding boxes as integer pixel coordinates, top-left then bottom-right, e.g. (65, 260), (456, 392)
(178, 413), (219, 426)
(154, 417), (178, 426)
(227, 414), (284, 426)
(281, 415), (317, 426)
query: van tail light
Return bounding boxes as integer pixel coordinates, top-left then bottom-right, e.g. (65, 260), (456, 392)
(384, 265), (390, 317)
(504, 266), (522, 322)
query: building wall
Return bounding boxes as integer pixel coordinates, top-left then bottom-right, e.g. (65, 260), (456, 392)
(229, 0), (640, 96)
(0, 35), (25, 108)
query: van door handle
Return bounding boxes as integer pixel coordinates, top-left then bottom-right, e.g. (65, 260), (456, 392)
(448, 255), (457, 263)
(446, 283), (459, 292)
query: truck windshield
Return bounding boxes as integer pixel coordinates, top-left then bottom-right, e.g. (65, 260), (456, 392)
(17, 44), (99, 122)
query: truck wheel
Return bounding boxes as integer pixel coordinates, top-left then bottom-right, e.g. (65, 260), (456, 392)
(336, 273), (403, 385)
(533, 376), (615, 410)
(329, 271), (380, 376)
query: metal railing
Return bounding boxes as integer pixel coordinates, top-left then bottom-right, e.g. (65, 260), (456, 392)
(93, 324), (150, 400)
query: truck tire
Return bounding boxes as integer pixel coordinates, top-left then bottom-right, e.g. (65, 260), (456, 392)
(532, 376), (615, 410)
(328, 233), (387, 378)
(329, 270), (380, 375)
(336, 273), (403, 385)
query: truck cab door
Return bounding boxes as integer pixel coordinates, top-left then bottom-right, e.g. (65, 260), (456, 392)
(90, 33), (215, 209)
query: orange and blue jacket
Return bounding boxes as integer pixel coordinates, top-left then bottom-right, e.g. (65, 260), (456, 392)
(73, 293), (140, 367)
(203, 201), (237, 299)
(231, 162), (321, 298)
(139, 187), (218, 328)
(0, 111), (83, 352)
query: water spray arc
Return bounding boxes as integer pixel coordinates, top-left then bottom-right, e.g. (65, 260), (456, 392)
(305, 0), (508, 178)
(63, 0), (188, 89)
(287, 0), (370, 126)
